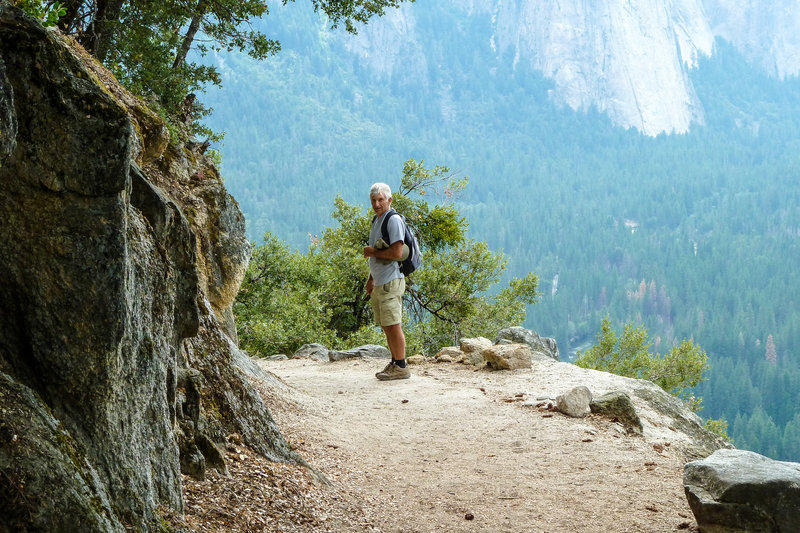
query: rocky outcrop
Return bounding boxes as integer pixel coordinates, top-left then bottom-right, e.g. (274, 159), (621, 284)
(295, 343), (331, 360)
(491, 0), (714, 136)
(435, 330), (557, 367)
(328, 344), (391, 361)
(684, 449), (800, 532)
(459, 336), (493, 365)
(0, 4), (300, 531)
(287, 343), (391, 362)
(496, 326), (559, 361)
(514, 358), (732, 460)
(340, 0), (714, 135)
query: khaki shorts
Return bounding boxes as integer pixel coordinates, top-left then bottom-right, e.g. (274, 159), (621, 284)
(371, 277), (405, 326)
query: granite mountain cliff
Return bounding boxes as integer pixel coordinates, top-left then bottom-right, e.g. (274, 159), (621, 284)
(334, 0), (799, 135)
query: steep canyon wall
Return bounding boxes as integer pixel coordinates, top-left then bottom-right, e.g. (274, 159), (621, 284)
(0, 4), (299, 531)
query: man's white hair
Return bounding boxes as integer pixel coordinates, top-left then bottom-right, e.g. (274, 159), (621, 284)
(370, 182), (392, 199)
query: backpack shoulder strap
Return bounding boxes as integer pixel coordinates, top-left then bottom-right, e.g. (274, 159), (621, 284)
(380, 209), (399, 243)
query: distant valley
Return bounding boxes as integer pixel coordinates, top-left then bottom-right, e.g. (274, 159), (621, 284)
(202, 0), (800, 461)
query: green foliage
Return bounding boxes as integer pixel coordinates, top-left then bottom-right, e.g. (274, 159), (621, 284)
(408, 239), (538, 351)
(13, 0), (65, 26)
(309, 195), (374, 337)
(99, 0), (275, 139)
(234, 233), (336, 355)
(235, 159), (539, 357)
(304, 0), (412, 34)
(51, 0), (411, 140)
(394, 159), (468, 252)
(705, 418), (730, 442)
(575, 317), (709, 408)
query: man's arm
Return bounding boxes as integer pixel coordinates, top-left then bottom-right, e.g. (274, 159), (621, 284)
(363, 240), (405, 261)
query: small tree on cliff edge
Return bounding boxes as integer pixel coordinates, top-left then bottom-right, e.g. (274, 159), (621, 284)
(575, 317), (730, 440)
(575, 317), (708, 408)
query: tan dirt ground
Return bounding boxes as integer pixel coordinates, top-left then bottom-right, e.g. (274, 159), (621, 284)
(176, 357), (701, 532)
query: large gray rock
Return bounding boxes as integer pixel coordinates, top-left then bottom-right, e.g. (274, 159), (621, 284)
(0, 9), (187, 527)
(328, 344), (391, 361)
(496, 326), (560, 361)
(348, 1), (720, 135)
(0, 372), (125, 532)
(706, 0), (800, 80)
(630, 384), (731, 460)
(591, 391), (643, 435)
(153, 141), (250, 343)
(556, 386), (592, 418)
(435, 346), (464, 363)
(492, 1), (714, 135)
(295, 343), (330, 360)
(0, 6), (301, 530)
(684, 449), (800, 533)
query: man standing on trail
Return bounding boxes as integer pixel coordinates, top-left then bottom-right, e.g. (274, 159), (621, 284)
(363, 182), (410, 381)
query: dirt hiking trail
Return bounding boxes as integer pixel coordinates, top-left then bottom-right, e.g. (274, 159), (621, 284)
(181, 357), (700, 532)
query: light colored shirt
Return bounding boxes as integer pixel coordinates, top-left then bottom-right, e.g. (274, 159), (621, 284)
(369, 211), (404, 286)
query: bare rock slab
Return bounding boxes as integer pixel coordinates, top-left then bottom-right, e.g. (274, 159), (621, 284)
(435, 346), (463, 363)
(684, 449), (800, 533)
(295, 343), (330, 361)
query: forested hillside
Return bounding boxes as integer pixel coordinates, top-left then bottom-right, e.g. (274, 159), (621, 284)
(201, 3), (800, 461)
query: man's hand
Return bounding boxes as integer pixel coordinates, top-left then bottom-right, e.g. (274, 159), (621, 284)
(363, 246), (377, 258)
(366, 276), (374, 295)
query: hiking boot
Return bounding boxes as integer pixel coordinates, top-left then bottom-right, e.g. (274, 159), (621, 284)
(376, 362), (410, 381)
(375, 361), (395, 378)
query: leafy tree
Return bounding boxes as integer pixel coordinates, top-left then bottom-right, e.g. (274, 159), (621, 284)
(234, 233), (338, 355)
(575, 317), (709, 409)
(704, 418), (730, 442)
(235, 159), (539, 356)
(408, 240), (539, 352)
(310, 195), (376, 338)
(14, 0), (412, 136)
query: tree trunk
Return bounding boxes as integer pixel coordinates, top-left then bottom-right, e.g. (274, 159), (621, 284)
(81, 0), (125, 61)
(173, 0), (208, 69)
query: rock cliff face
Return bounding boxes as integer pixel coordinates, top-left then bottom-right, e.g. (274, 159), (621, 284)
(706, 0), (800, 79)
(491, 0), (714, 136)
(0, 4), (300, 531)
(341, 0), (799, 135)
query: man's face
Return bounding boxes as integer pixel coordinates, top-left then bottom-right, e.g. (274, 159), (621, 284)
(371, 193), (391, 216)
